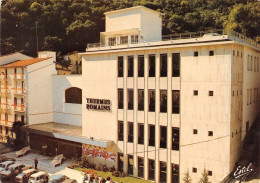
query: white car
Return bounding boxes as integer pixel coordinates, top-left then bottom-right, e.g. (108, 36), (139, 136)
(28, 171), (49, 183)
(0, 163), (26, 179)
(16, 168), (38, 183)
(0, 161), (15, 172)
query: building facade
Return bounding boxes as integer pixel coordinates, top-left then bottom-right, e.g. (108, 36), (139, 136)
(0, 53), (56, 143)
(81, 6), (260, 183)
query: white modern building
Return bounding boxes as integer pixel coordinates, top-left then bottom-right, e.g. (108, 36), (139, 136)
(1, 5), (259, 183)
(80, 6), (260, 183)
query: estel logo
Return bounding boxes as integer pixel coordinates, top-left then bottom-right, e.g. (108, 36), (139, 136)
(233, 163), (253, 179)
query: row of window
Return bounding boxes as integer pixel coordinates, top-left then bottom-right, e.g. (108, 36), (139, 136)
(118, 121), (180, 150)
(247, 88), (260, 105)
(193, 129), (214, 136)
(118, 53), (180, 78)
(118, 89), (180, 113)
(108, 35), (139, 46)
(118, 153), (179, 182)
(0, 97), (24, 105)
(192, 167), (212, 176)
(247, 54), (259, 72)
(233, 50), (243, 58)
(193, 90), (214, 96)
(0, 113), (25, 123)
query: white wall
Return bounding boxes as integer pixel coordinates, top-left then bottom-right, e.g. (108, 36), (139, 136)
(0, 52), (32, 65)
(52, 75), (82, 126)
(38, 51), (56, 62)
(82, 54), (118, 142)
(26, 58), (57, 124)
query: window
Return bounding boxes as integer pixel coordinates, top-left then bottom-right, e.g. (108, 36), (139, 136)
(160, 90), (167, 113)
(149, 55), (155, 77)
(247, 89), (249, 105)
(118, 121), (124, 141)
(237, 51), (239, 57)
(172, 53), (180, 77)
(21, 115), (24, 123)
(137, 55), (144, 77)
(233, 50), (235, 56)
(192, 168), (197, 173)
(14, 114), (17, 122)
(172, 164), (179, 183)
(148, 90), (155, 112)
(160, 126), (167, 148)
(246, 121), (249, 133)
(193, 90), (198, 96)
(128, 89), (133, 110)
(148, 159), (155, 180)
(160, 54), (167, 77)
(208, 171), (212, 176)
(65, 87), (82, 104)
(194, 51), (198, 57)
(172, 128), (179, 151)
(172, 90), (180, 113)
(138, 123), (144, 144)
(108, 37), (116, 46)
(209, 91), (214, 96)
(128, 155), (133, 175)
(118, 153), (124, 172)
(128, 122), (133, 143)
(209, 50), (214, 56)
(118, 56), (124, 77)
(138, 157), (144, 178)
(251, 56), (253, 71)
(131, 35), (139, 44)
(149, 125), (155, 146)
(120, 36), (128, 45)
(193, 129), (198, 134)
(5, 113), (8, 122)
(14, 97), (17, 107)
(118, 89), (123, 109)
(128, 56), (134, 77)
(247, 55), (250, 71)
(160, 161), (167, 183)
(208, 131), (213, 136)
(138, 89), (144, 111)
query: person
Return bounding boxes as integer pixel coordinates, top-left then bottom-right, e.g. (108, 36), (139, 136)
(94, 173), (99, 183)
(82, 172), (88, 183)
(34, 157), (38, 169)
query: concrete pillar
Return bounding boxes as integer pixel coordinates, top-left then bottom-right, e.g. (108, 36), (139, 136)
(133, 53), (138, 177)
(123, 54), (128, 173)
(155, 52), (160, 183)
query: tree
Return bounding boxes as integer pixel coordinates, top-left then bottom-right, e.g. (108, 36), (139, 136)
(199, 168), (209, 183)
(183, 169), (192, 183)
(12, 121), (25, 148)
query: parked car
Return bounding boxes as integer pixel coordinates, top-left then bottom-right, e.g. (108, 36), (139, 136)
(50, 154), (65, 167)
(15, 168), (38, 183)
(49, 174), (69, 183)
(15, 146), (31, 158)
(62, 179), (77, 183)
(28, 171), (49, 183)
(0, 156), (15, 163)
(0, 161), (15, 172)
(0, 163), (26, 179)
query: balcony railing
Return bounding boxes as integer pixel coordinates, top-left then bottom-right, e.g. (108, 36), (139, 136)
(13, 73), (24, 80)
(0, 87), (10, 94)
(12, 88), (25, 95)
(87, 29), (259, 49)
(13, 104), (25, 112)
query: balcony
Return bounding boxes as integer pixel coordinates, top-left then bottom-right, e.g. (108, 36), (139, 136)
(0, 120), (13, 127)
(0, 74), (8, 80)
(12, 88), (26, 95)
(0, 103), (11, 113)
(0, 87), (10, 95)
(13, 105), (25, 113)
(13, 73), (24, 80)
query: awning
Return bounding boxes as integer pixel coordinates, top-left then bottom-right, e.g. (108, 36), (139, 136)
(25, 122), (113, 148)
(101, 28), (140, 36)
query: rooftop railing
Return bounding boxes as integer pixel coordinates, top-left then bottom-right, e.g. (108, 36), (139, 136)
(87, 29), (259, 49)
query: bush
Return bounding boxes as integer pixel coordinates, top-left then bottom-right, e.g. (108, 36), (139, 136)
(112, 171), (120, 177)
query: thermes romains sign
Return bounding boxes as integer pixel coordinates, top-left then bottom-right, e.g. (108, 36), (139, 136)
(86, 98), (111, 111)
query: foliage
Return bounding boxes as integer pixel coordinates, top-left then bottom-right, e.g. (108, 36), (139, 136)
(183, 169), (192, 183)
(11, 121), (25, 148)
(1, 0), (259, 57)
(199, 168), (209, 183)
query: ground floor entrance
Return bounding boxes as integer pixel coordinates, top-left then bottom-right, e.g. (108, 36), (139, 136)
(29, 133), (82, 158)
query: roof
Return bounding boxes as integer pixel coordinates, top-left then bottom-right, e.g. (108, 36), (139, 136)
(0, 57), (52, 68)
(104, 6), (161, 15)
(30, 171), (47, 177)
(0, 161), (14, 165)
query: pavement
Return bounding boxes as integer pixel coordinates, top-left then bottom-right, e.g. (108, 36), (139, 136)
(1, 149), (84, 183)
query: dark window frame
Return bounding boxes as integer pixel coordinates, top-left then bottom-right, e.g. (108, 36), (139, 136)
(138, 89), (144, 111)
(138, 123), (144, 144)
(172, 53), (180, 77)
(128, 56), (134, 77)
(118, 89), (124, 109)
(138, 55), (144, 77)
(148, 90), (155, 112)
(149, 55), (155, 77)
(172, 90), (180, 114)
(149, 125), (155, 146)
(128, 89), (133, 110)
(128, 122), (134, 143)
(160, 90), (167, 113)
(160, 54), (167, 77)
(160, 126), (167, 148)
(118, 56), (124, 77)
(118, 121), (124, 141)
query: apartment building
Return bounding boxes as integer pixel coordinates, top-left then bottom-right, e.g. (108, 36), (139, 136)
(81, 6), (260, 183)
(0, 52), (56, 143)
